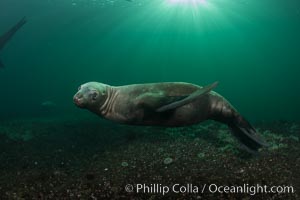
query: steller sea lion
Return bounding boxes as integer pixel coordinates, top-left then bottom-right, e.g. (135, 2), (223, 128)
(73, 81), (268, 153)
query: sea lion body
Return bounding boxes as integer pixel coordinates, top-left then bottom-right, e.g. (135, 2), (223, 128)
(101, 82), (213, 126)
(74, 81), (267, 152)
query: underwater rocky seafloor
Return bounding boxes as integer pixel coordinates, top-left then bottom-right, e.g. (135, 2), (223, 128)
(0, 117), (299, 200)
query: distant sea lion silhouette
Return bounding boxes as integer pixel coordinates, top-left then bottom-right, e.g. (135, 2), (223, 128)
(0, 17), (26, 68)
(73, 81), (268, 153)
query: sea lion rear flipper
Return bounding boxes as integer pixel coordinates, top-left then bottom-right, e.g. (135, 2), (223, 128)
(156, 81), (218, 112)
(228, 116), (269, 153)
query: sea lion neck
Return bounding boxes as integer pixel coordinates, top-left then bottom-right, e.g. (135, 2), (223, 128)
(99, 85), (118, 116)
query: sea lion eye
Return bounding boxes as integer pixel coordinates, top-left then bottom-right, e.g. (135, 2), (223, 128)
(78, 86), (81, 91)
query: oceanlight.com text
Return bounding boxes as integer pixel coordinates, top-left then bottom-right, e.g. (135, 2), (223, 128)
(124, 183), (294, 196)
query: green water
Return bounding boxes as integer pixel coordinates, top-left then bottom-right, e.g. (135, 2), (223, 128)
(0, 0), (299, 121)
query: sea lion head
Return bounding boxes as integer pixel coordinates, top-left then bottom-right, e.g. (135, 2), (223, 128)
(73, 82), (108, 110)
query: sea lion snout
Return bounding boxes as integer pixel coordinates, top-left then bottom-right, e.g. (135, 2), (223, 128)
(73, 93), (84, 107)
(73, 92), (86, 108)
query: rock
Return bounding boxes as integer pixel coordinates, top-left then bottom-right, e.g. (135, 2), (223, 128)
(197, 152), (205, 159)
(121, 161), (129, 167)
(163, 157), (173, 165)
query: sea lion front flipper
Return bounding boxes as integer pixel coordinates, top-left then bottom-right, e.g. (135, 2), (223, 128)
(156, 81), (218, 112)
